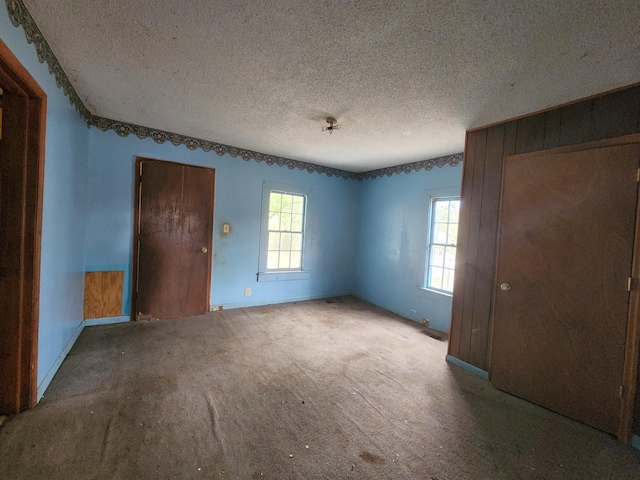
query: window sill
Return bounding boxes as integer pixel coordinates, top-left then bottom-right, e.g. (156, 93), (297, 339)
(417, 286), (453, 305)
(257, 271), (310, 282)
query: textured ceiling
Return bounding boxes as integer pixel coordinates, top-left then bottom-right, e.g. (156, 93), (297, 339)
(20, 0), (640, 172)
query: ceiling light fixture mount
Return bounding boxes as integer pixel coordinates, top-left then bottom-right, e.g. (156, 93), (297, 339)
(322, 116), (339, 134)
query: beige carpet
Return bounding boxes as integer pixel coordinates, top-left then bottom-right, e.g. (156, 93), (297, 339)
(0, 296), (639, 479)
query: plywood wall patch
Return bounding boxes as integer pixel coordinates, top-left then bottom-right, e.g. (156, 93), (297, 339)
(84, 271), (124, 319)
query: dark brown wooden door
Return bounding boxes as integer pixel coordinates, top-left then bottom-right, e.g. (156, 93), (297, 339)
(135, 159), (214, 320)
(490, 143), (640, 435)
(0, 91), (29, 413)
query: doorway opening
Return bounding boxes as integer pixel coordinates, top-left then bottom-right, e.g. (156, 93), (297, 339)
(0, 40), (46, 414)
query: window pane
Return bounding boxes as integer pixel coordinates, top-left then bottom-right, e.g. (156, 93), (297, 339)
(269, 193), (282, 212)
(435, 201), (449, 222)
(279, 251), (291, 269)
(264, 189), (306, 272)
(291, 233), (302, 250)
(280, 233), (292, 250)
(268, 232), (280, 250)
(291, 214), (303, 232)
(445, 246), (456, 269)
(449, 200), (460, 223)
(267, 251), (279, 269)
(268, 212), (280, 230)
(434, 223), (448, 244)
(281, 194), (293, 213)
(292, 196), (304, 214)
(443, 269), (454, 292)
(281, 213), (292, 231)
(430, 266), (443, 289)
(431, 245), (445, 267)
(290, 251), (301, 269)
(448, 223), (458, 245)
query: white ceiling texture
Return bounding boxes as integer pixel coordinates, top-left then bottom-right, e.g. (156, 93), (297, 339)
(20, 0), (640, 172)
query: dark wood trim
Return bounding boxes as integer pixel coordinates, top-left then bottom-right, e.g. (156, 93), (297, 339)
(131, 158), (142, 322)
(500, 133), (640, 162)
(468, 81), (640, 133)
(0, 40), (46, 412)
(131, 157), (215, 321)
(620, 171), (640, 442)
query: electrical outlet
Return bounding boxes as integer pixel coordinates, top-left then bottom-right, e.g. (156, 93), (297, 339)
(223, 223), (230, 234)
(244, 287), (251, 296)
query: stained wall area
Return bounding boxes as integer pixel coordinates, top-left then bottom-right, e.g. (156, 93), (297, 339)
(85, 129), (358, 315)
(447, 84), (640, 435)
(353, 163), (462, 332)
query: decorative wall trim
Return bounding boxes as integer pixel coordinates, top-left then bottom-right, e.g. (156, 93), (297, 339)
(359, 154), (463, 180)
(91, 116), (359, 180)
(6, 0), (92, 122)
(5, 0), (463, 180)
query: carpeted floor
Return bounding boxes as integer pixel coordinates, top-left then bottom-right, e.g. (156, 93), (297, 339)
(1, 296), (639, 479)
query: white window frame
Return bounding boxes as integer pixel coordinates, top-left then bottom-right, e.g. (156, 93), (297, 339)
(424, 194), (460, 295)
(257, 181), (311, 282)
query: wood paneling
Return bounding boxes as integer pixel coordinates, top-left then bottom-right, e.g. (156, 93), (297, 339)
(558, 100), (593, 146)
(449, 83), (640, 438)
(468, 124), (506, 369)
(448, 131), (477, 359)
(84, 271), (124, 319)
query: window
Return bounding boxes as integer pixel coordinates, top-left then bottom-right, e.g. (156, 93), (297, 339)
(258, 182), (310, 281)
(425, 197), (460, 293)
(266, 190), (306, 270)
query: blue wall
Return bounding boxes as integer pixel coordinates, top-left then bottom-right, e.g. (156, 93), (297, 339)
(85, 129), (356, 314)
(1, 8), (90, 394)
(353, 165), (462, 332)
(2, 2), (463, 404)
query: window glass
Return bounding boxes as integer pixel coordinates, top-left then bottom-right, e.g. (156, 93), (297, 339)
(266, 190), (306, 271)
(426, 197), (460, 293)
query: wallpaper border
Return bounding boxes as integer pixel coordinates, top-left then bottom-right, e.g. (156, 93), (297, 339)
(6, 0), (462, 180)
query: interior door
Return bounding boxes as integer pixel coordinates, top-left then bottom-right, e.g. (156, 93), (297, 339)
(0, 91), (29, 413)
(490, 143), (640, 436)
(135, 158), (214, 320)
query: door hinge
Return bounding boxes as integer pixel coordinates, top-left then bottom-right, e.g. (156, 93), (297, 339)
(139, 161), (143, 177)
(636, 168), (640, 182)
(620, 385), (624, 399)
(628, 277), (633, 292)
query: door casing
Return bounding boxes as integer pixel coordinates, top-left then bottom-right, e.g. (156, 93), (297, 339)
(0, 40), (46, 414)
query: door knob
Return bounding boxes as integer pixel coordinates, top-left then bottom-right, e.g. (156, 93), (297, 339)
(500, 283), (511, 291)
(200, 247), (208, 253)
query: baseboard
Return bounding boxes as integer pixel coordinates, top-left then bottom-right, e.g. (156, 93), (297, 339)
(37, 320), (85, 401)
(632, 435), (640, 451)
(83, 315), (130, 327)
(37, 316), (130, 400)
(351, 295), (449, 334)
(446, 354), (489, 380)
(214, 292), (352, 311)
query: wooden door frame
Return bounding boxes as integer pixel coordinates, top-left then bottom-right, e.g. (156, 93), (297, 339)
(488, 133), (640, 443)
(0, 40), (46, 413)
(131, 157), (214, 321)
